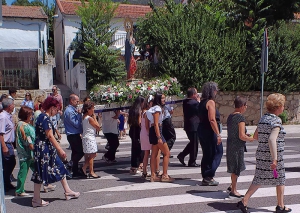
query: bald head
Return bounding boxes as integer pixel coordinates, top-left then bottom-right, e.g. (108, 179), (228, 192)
(69, 94), (79, 107)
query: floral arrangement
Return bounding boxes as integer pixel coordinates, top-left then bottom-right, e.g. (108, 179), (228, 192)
(90, 77), (183, 104)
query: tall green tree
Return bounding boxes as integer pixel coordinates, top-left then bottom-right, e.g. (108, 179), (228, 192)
(30, 0), (44, 6)
(75, 0), (126, 89)
(137, 0), (251, 91)
(2, 0), (7, 5)
(46, 4), (55, 55)
(233, 0), (300, 27)
(12, 0), (30, 6)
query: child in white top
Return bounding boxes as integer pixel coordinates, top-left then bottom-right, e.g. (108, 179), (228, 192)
(148, 93), (174, 183)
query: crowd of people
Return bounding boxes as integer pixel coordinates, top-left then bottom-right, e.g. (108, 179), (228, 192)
(0, 83), (291, 212)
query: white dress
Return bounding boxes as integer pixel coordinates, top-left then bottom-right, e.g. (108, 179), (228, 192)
(82, 116), (98, 153)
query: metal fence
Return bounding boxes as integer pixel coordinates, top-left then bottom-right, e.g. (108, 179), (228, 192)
(0, 69), (39, 90)
(113, 33), (127, 47)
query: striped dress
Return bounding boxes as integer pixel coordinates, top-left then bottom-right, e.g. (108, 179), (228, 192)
(252, 113), (286, 185)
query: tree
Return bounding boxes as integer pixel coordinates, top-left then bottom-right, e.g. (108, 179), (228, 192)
(47, 4), (55, 55)
(12, 0), (30, 6)
(233, 0), (300, 27)
(266, 0), (300, 23)
(137, 0), (252, 91)
(2, 0), (7, 5)
(30, 0), (44, 6)
(75, 0), (126, 89)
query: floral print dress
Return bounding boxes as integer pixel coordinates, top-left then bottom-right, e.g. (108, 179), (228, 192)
(31, 113), (69, 185)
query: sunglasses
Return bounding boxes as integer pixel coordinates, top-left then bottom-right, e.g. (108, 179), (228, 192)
(26, 94), (30, 96)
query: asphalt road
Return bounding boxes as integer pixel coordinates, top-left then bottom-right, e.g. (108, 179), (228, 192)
(4, 137), (300, 213)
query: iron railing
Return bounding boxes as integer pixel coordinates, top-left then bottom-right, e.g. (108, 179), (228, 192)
(0, 69), (38, 90)
(113, 33), (127, 47)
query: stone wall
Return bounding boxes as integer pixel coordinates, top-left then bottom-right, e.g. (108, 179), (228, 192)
(0, 89), (54, 109)
(3, 90), (299, 128)
(170, 91), (300, 127)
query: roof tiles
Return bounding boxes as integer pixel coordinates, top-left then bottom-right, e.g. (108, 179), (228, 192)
(2, 5), (48, 19)
(56, 0), (152, 18)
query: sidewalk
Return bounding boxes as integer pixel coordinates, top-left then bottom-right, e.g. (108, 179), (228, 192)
(58, 125), (300, 147)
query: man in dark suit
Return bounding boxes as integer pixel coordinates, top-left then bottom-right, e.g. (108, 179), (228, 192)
(177, 87), (200, 167)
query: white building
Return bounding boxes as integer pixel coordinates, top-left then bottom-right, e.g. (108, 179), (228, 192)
(54, 0), (151, 94)
(0, 6), (52, 90)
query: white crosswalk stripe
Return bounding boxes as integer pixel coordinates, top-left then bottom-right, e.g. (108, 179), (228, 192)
(84, 141), (300, 212)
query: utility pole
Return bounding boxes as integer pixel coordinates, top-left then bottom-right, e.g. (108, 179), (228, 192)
(0, 3), (3, 27)
(0, 146), (6, 213)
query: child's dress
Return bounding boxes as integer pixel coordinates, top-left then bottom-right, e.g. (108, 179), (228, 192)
(140, 111), (152, 151)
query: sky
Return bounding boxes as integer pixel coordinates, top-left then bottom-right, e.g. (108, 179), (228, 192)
(6, 0), (55, 6)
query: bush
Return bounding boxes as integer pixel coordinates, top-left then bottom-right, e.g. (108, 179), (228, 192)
(266, 21), (300, 93)
(279, 110), (289, 124)
(136, 0), (251, 91)
(136, 0), (300, 93)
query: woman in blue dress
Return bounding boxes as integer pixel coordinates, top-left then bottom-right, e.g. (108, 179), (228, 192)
(31, 97), (80, 208)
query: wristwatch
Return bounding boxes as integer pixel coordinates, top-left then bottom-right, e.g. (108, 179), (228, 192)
(157, 136), (162, 140)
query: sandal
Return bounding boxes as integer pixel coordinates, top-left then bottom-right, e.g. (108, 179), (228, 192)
(43, 184), (56, 193)
(237, 201), (249, 213)
(141, 172), (151, 179)
(138, 165), (143, 172)
(229, 192), (244, 198)
(32, 199), (49, 208)
(130, 168), (137, 174)
(155, 170), (162, 177)
(150, 175), (161, 182)
(161, 175), (175, 183)
(276, 205), (292, 213)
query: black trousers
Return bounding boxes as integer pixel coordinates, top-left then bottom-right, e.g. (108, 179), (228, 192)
(162, 117), (176, 151)
(2, 143), (16, 187)
(67, 134), (84, 174)
(198, 131), (223, 178)
(129, 126), (143, 168)
(104, 133), (119, 161)
(179, 131), (198, 165)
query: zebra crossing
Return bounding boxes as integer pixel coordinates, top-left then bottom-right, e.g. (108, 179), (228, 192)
(4, 137), (300, 213)
(81, 139), (300, 212)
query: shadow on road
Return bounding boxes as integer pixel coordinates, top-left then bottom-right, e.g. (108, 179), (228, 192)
(10, 197), (64, 207)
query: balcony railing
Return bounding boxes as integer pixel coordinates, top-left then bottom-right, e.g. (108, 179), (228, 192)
(112, 32), (127, 48)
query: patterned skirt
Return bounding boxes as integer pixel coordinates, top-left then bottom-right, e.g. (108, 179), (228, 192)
(252, 141), (285, 185)
(31, 140), (69, 185)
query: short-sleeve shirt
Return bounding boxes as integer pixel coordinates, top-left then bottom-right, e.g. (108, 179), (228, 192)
(163, 105), (173, 120)
(16, 121), (35, 161)
(147, 105), (163, 125)
(51, 93), (63, 110)
(21, 100), (34, 109)
(35, 113), (54, 141)
(102, 111), (119, 134)
(0, 110), (15, 142)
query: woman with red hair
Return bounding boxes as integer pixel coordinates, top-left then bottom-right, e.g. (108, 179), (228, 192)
(31, 97), (80, 207)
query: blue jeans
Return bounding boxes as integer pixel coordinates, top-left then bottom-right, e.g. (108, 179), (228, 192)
(199, 131), (223, 179)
